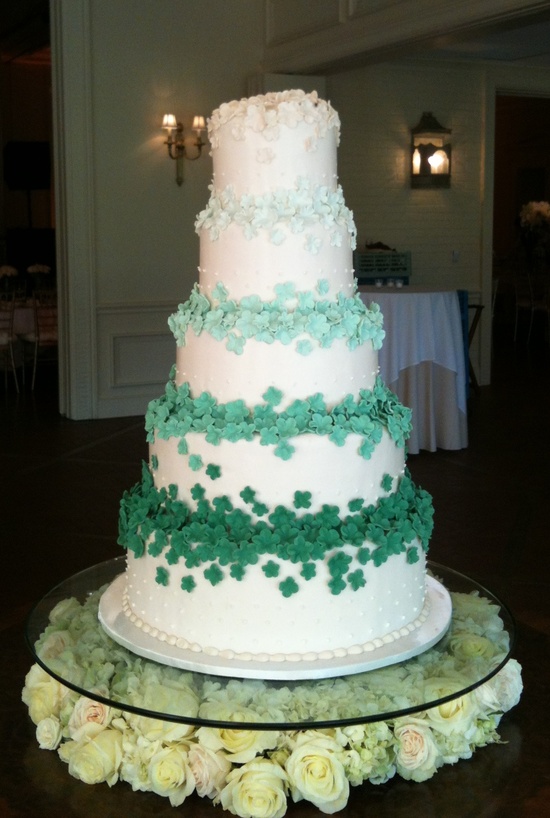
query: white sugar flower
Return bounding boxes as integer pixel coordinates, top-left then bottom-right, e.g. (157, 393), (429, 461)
(36, 715), (63, 750)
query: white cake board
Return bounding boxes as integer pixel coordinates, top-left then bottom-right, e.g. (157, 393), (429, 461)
(98, 574), (452, 681)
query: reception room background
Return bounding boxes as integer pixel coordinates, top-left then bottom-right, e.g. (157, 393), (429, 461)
(2, 0), (550, 420)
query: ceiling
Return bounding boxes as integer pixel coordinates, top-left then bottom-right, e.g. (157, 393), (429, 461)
(3, 2), (550, 68)
(0, 0), (49, 64)
(417, 12), (550, 68)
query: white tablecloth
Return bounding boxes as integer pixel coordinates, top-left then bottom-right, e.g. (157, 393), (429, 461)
(359, 286), (468, 454)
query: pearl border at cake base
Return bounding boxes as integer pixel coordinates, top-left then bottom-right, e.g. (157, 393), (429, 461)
(98, 573), (452, 680)
(22, 587), (522, 817)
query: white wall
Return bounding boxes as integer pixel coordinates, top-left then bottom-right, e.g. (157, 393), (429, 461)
(327, 59), (550, 383)
(329, 61), (484, 291)
(53, 0), (263, 418)
(53, 0), (550, 416)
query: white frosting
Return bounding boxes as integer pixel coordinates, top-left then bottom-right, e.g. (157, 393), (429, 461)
(150, 431), (404, 513)
(120, 91), (429, 670)
(175, 333), (378, 409)
(211, 119), (338, 198)
(199, 223), (355, 302)
(125, 549), (427, 658)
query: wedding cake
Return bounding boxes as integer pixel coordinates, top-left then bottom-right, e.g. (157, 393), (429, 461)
(100, 90), (448, 679)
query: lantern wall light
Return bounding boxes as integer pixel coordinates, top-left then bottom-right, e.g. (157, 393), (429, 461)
(162, 114), (206, 186)
(410, 112), (451, 188)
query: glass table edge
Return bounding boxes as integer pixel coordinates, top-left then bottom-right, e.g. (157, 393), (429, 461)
(24, 557), (516, 731)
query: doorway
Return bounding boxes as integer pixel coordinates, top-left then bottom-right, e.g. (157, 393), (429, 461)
(492, 94), (550, 344)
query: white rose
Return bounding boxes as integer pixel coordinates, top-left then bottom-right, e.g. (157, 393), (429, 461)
(36, 716), (63, 750)
(37, 630), (74, 661)
(218, 758), (287, 818)
(424, 678), (480, 737)
(22, 664), (70, 725)
(476, 659), (523, 714)
(285, 733), (349, 814)
(119, 733), (156, 793)
(188, 744), (231, 798)
(148, 743), (195, 807)
(449, 633), (497, 661)
(68, 696), (112, 741)
(128, 679), (198, 742)
(197, 703), (279, 764)
(48, 597), (82, 624)
(60, 729), (122, 786)
(394, 718), (441, 782)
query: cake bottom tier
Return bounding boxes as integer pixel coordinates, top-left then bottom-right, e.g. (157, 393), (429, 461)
(121, 547), (428, 662)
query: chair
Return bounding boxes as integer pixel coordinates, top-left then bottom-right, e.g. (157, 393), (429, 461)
(0, 293), (20, 392)
(514, 264), (550, 344)
(467, 303), (484, 393)
(19, 290), (58, 389)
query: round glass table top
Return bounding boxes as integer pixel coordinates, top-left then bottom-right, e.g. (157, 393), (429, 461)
(25, 557), (515, 730)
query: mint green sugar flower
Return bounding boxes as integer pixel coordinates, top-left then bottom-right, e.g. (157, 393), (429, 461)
(239, 486), (256, 504)
(260, 427), (279, 446)
(240, 294), (263, 313)
(274, 440), (294, 460)
(204, 564), (224, 586)
(189, 454), (203, 471)
(274, 282), (295, 302)
(235, 310), (259, 338)
(296, 340), (313, 356)
(226, 333), (246, 355)
(180, 576), (196, 592)
(155, 566), (169, 586)
(262, 560), (280, 578)
(279, 576), (299, 597)
(190, 483), (206, 501)
(293, 491), (312, 509)
(211, 282), (228, 301)
(206, 464), (221, 480)
(262, 386), (283, 406)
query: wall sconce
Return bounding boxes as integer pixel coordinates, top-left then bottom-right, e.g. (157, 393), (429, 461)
(410, 112), (451, 188)
(162, 114), (206, 185)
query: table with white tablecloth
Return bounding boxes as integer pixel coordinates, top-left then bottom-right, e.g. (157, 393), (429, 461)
(359, 286), (468, 454)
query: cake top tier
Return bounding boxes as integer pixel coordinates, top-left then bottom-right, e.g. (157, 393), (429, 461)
(207, 90), (341, 149)
(207, 90), (341, 198)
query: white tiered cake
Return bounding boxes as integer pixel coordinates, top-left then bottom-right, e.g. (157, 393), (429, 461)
(100, 91), (450, 679)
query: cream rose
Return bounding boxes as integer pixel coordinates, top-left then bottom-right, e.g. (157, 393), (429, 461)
(128, 679), (198, 742)
(148, 743), (195, 807)
(218, 758), (288, 818)
(424, 678), (480, 737)
(188, 744), (231, 798)
(60, 729), (122, 786)
(449, 633), (497, 661)
(285, 733), (349, 814)
(394, 718), (441, 782)
(36, 716), (63, 750)
(197, 703), (279, 763)
(476, 659), (523, 714)
(37, 630), (74, 662)
(22, 664), (70, 725)
(48, 597), (82, 624)
(68, 696), (112, 741)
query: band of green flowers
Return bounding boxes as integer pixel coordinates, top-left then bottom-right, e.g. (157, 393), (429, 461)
(145, 378), (412, 459)
(168, 281), (385, 354)
(118, 464), (433, 597)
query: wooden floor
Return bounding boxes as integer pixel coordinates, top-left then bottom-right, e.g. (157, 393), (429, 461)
(1, 322), (549, 818)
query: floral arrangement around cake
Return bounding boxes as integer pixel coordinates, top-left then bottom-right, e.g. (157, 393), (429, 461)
(23, 585), (522, 817)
